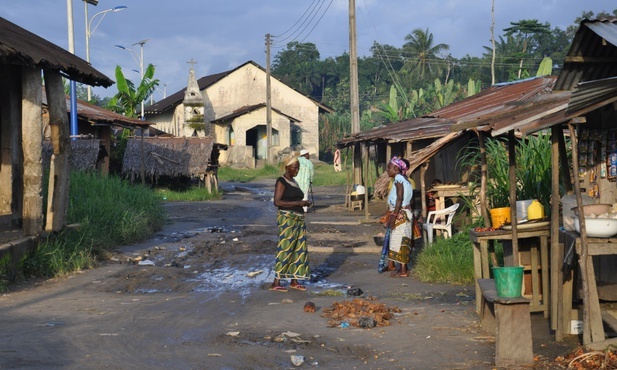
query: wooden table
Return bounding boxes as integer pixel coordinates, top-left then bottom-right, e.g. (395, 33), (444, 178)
(557, 230), (617, 348)
(469, 225), (550, 316)
(428, 186), (475, 211)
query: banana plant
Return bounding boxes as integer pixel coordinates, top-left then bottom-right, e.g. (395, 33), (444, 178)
(467, 79), (482, 97)
(535, 57), (553, 76)
(107, 64), (159, 118)
(433, 79), (460, 109)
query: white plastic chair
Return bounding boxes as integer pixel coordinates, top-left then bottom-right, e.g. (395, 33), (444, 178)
(422, 203), (460, 245)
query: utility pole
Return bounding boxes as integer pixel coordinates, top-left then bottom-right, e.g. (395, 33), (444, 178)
(266, 34), (272, 165)
(66, 0), (78, 139)
(349, 0), (362, 185)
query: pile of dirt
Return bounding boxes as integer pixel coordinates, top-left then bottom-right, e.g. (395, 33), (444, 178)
(322, 297), (402, 328)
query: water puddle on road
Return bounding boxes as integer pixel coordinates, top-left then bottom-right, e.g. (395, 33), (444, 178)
(184, 255), (349, 302)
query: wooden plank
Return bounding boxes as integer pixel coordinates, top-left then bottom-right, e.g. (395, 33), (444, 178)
(541, 235), (550, 318)
(601, 310), (617, 333)
(478, 279), (531, 304)
(494, 303), (534, 367)
(585, 254), (605, 343)
(21, 67), (43, 236)
(474, 242), (483, 314)
(585, 337), (617, 351)
(530, 245), (540, 308)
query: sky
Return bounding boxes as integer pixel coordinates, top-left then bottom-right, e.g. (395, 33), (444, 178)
(1, 0), (615, 100)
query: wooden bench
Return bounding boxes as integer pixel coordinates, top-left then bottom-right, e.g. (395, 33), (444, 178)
(478, 278), (533, 367)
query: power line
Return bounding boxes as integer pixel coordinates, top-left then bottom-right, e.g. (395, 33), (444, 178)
(299, 0), (334, 44)
(272, 0), (325, 46)
(272, 0), (319, 39)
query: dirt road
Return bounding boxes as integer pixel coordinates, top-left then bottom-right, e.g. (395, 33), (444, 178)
(1, 181), (575, 369)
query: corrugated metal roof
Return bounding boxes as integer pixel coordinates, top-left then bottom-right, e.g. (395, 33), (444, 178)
(145, 60), (334, 115)
(42, 92), (153, 128)
(567, 76), (617, 115)
(0, 17), (112, 87)
(145, 70), (229, 114)
(554, 17), (617, 92)
(210, 103), (301, 124)
(339, 76), (556, 146)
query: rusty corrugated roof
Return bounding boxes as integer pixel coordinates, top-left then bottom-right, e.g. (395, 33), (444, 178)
(339, 76), (556, 146)
(0, 17), (112, 87)
(42, 92), (153, 128)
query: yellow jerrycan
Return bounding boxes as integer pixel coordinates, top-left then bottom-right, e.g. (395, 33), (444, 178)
(527, 199), (544, 221)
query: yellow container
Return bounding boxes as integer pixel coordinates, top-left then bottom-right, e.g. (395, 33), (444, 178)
(490, 207), (511, 228)
(527, 200), (544, 220)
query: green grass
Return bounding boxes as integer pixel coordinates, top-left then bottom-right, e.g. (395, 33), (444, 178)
(217, 162), (350, 186)
(68, 172), (167, 250)
(22, 171), (167, 279)
(413, 227), (475, 285)
(217, 164), (281, 182)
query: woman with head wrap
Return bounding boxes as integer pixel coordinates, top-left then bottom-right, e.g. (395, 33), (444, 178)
(269, 153), (312, 292)
(384, 156), (414, 277)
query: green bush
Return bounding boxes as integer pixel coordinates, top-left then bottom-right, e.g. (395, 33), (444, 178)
(68, 172), (166, 250)
(414, 228), (475, 285)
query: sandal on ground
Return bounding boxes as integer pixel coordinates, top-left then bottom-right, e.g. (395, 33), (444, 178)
(269, 285), (288, 292)
(289, 284), (306, 291)
(390, 272), (409, 278)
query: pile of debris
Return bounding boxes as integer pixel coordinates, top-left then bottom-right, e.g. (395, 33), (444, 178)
(553, 346), (617, 369)
(321, 298), (401, 328)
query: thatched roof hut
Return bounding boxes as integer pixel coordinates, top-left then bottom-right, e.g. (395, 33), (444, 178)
(122, 137), (214, 180)
(43, 139), (102, 172)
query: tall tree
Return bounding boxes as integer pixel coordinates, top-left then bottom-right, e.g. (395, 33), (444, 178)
(272, 41), (321, 97)
(503, 19), (550, 78)
(401, 28), (450, 86)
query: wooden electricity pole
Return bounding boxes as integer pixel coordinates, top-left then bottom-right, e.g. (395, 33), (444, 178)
(266, 34), (273, 165)
(349, 0), (362, 185)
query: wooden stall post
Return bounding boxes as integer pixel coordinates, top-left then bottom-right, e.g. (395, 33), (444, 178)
(44, 70), (71, 232)
(550, 124), (561, 333)
(0, 65), (21, 219)
(478, 132), (490, 228)
(568, 122), (604, 345)
(22, 67), (44, 235)
(507, 131), (519, 266)
(363, 143), (369, 219)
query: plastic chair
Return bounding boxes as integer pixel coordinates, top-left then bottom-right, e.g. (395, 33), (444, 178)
(422, 203), (460, 244)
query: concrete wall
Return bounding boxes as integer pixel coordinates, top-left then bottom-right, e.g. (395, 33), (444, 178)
(147, 62), (320, 162)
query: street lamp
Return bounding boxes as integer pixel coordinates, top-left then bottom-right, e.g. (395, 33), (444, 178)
(150, 83), (167, 105)
(115, 39), (149, 120)
(84, 2), (127, 101)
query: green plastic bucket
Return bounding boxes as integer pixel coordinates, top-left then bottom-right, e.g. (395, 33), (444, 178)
(492, 266), (524, 297)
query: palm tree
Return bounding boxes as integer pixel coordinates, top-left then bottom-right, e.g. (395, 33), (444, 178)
(106, 64), (159, 118)
(401, 28), (450, 85)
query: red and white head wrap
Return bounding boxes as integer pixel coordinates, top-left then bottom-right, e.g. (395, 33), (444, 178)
(390, 156), (408, 173)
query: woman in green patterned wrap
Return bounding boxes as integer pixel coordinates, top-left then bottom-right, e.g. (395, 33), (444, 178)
(269, 153), (312, 292)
